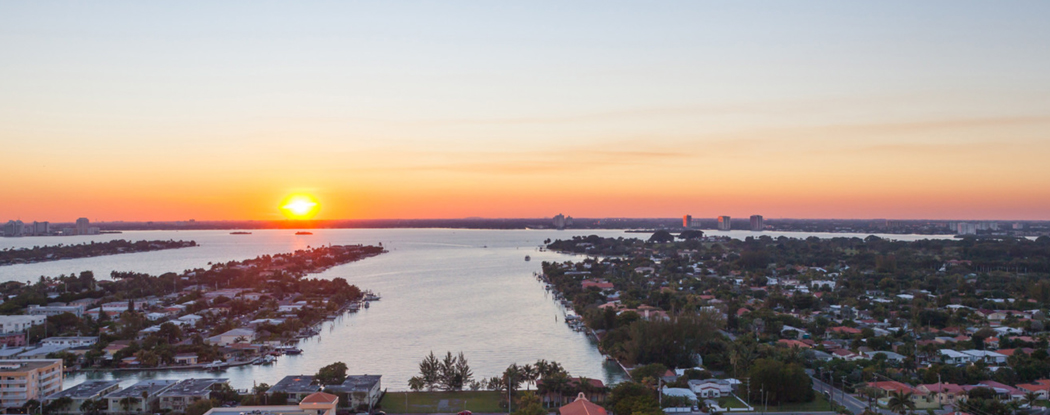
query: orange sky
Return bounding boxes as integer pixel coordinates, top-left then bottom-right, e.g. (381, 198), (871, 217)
(3, 2), (1050, 221)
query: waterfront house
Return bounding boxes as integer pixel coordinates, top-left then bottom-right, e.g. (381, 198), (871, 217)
(174, 353), (199, 365)
(206, 328), (255, 346)
(104, 379), (178, 413)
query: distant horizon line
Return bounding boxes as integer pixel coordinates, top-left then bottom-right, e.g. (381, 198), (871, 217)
(10, 216), (1049, 223)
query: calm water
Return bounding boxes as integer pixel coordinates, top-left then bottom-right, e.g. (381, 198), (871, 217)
(0, 228), (951, 390)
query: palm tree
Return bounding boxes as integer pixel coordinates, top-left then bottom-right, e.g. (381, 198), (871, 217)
(886, 390), (916, 415)
(522, 364), (538, 391)
(1025, 391), (1040, 407)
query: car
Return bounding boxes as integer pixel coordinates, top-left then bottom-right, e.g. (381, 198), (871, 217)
(458, 411), (473, 415)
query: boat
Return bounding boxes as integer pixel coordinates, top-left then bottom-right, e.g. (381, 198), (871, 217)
(204, 360), (225, 370)
(230, 231), (252, 235)
(525, 255), (531, 261)
(284, 348), (303, 355)
(256, 355), (276, 365)
(295, 231), (313, 235)
(363, 291), (381, 301)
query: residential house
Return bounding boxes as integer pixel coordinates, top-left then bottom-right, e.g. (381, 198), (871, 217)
(687, 379), (734, 398)
(559, 393), (607, 415)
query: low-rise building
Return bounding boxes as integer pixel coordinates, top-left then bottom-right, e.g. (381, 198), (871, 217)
(687, 379), (734, 398)
(206, 328), (255, 346)
(0, 315), (46, 333)
(0, 359), (63, 409)
(269, 375), (322, 403)
(27, 304), (86, 318)
(204, 392), (339, 415)
(104, 379), (179, 414)
(324, 375), (382, 409)
(157, 378), (229, 412)
(40, 336), (99, 348)
(43, 380), (121, 414)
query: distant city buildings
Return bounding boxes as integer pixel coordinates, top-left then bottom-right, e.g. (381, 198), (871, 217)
(683, 215), (692, 228)
(1, 217), (96, 237)
(717, 216), (732, 231)
(750, 215), (764, 231)
(957, 223), (977, 235)
(553, 214), (573, 230)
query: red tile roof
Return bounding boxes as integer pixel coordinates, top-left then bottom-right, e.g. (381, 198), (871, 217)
(301, 392), (339, 404)
(560, 394), (607, 415)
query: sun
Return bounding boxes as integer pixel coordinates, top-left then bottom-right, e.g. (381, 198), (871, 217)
(280, 194), (320, 220)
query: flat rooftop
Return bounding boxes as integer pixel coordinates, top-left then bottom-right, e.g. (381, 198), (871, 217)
(0, 359), (60, 373)
(45, 380), (121, 400)
(158, 378), (229, 397)
(326, 375), (381, 393)
(203, 406), (313, 415)
(105, 379), (179, 399)
(268, 375), (321, 394)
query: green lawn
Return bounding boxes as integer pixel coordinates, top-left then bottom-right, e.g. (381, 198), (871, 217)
(380, 391), (505, 413)
(756, 392), (835, 412)
(718, 395), (750, 409)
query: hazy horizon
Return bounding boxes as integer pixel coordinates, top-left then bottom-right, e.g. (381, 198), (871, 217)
(3, 1), (1049, 221)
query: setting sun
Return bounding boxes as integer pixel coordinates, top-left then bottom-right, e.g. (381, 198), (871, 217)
(280, 194), (320, 220)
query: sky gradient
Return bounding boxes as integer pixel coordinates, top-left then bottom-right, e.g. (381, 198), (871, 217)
(2, 1), (1049, 221)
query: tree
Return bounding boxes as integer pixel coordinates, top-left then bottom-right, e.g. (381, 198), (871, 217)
(648, 231), (674, 244)
(185, 399), (214, 415)
(419, 351), (441, 390)
(409, 376), (426, 392)
(609, 382), (660, 415)
(315, 362), (349, 385)
(886, 391), (916, 415)
(1024, 391), (1040, 407)
(747, 359), (813, 404)
(512, 392), (546, 415)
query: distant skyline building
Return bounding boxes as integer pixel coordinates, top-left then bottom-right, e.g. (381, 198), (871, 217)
(750, 215), (764, 231)
(75, 218), (90, 235)
(683, 215), (692, 228)
(957, 223), (977, 235)
(717, 216), (731, 231)
(2, 220), (24, 237)
(553, 214), (567, 230)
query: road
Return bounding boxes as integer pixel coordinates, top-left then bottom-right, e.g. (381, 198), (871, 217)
(809, 375), (891, 415)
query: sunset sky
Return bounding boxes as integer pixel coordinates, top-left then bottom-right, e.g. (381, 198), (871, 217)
(2, 1), (1049, 221)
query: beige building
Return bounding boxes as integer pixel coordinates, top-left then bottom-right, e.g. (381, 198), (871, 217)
(0, 359), (63, 409)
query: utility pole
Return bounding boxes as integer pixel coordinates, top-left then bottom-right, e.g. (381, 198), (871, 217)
(841, 376), (847, 407)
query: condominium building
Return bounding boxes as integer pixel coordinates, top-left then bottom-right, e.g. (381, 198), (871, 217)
(0, 359), (63, 408)
(750, 215), (764, 231)
(683, 215), (692, 228)
(157, 378), (229, 412)
(717, 216), (732, 231)
(43, 380), (121, 414)
(104, 379), (179, 414)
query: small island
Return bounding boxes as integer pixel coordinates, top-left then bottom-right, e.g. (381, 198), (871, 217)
(0, 239), (198, 266)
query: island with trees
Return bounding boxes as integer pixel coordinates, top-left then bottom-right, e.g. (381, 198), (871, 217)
(0, 239), (197, 266)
